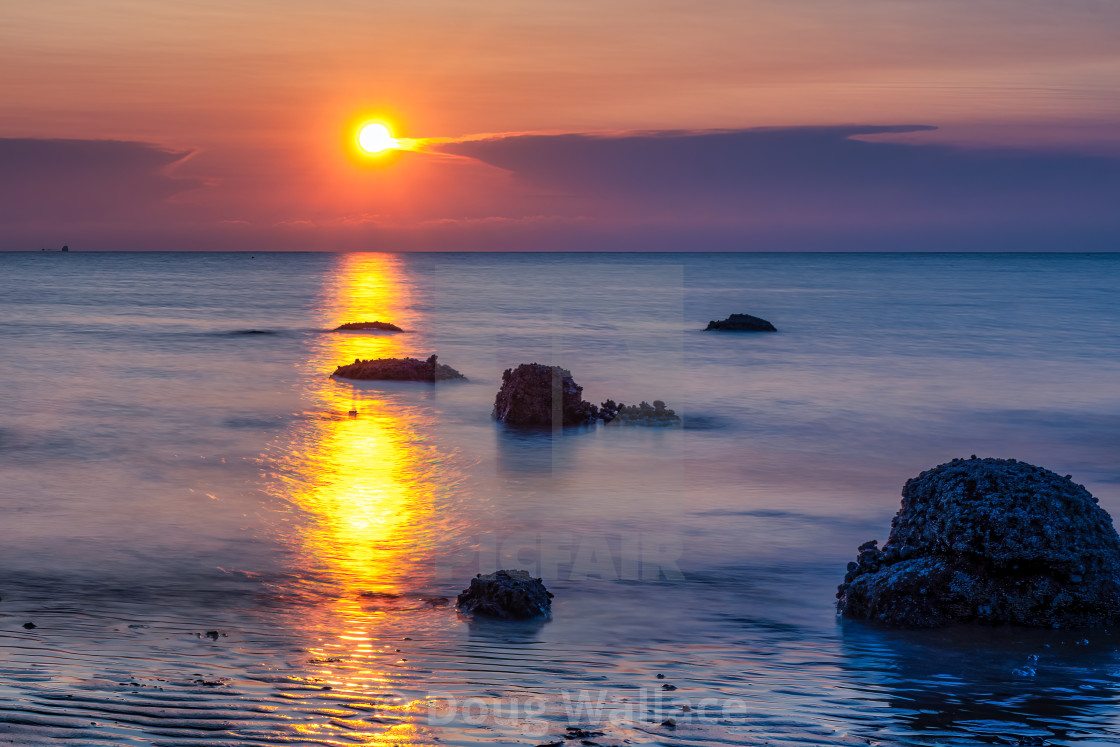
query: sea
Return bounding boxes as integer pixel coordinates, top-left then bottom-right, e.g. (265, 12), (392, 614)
(1, 251), (1119, 747)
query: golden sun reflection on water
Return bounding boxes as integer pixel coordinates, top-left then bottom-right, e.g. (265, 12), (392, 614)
(266, 253), (466, 745)
(287, 397), (444, 592)
(291, 252), (440, 592)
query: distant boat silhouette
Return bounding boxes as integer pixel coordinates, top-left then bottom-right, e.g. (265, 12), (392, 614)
(60, 245), (69, 252)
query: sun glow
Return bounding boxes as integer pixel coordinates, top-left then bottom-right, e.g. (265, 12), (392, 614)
(357, 122), (399, 154)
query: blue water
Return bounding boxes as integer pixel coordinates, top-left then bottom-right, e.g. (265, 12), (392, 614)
(1, 251), (1119, 746)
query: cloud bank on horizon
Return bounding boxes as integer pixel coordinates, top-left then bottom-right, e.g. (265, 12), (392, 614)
(3, 126), (1119, 251)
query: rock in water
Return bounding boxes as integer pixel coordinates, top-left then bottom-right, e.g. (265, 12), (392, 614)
(704, 313), (776, 332)
(492, 363), (599, 426)
(600, 399), (681, 426)
(837, 457), (1120, 628)
(332, 321), (403, 332)
(332, 354), (465, 381)
(456, 570), (553, 619)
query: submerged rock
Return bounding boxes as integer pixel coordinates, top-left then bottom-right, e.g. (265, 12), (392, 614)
(492, 363), (599, 426)
(704, 313), (776, 332)
(837, 457), (1120, 628)
(332, 321), (403, 332)
(456, 569), (553, 619)
(600, 399), (681, 426)
(332, 354), (465, 382)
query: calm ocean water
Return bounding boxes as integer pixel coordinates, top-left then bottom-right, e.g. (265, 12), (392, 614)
(1, 251), (1119, 746)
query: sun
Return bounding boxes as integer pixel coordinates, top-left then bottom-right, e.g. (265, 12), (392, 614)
(357, 122), (399, 154)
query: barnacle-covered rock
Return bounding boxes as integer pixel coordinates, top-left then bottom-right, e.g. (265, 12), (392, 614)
(332, 354), (465, 381)
(837, 457), (1120, 628)
(492, 363), (599, 427)
(456, 570), (553, 619)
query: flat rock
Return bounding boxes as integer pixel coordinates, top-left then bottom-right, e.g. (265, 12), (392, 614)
(837, 457), (1120, 628)
(600, 399), (681, 426)
(492, 363), (599, 426)
(705, 313), (776, 331)
(456, 569), (553, 619)
(332, 321), (403, 332)
(332, 354), (465, 381)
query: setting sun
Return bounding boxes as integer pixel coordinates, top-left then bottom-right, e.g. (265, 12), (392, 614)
(357, 122), (399, 154)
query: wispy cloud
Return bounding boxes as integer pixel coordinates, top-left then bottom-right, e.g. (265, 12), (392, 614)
(436, 126), (1119, 215)
(0, 138), (199, 231)
(428, 125), (1120, 248)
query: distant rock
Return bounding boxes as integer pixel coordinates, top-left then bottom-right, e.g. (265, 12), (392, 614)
(332, 321), (403, 332)
(600, 399), (681, 427)
(492, 363), (599, 426)
(837, 457), (1120, 628)
(456, 569), (553, 619)
(704, 313), (776, 332)
(332, 354), (465, 382)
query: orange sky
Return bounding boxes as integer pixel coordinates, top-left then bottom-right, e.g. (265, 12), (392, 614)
(3, 0), (1119, 250)
(7, 0), (1120, 143)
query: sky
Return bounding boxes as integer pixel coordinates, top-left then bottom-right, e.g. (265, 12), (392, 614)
(2, 0), (1119, 251)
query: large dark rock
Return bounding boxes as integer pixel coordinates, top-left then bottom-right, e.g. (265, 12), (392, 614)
(456, 570), (553, 619)
(332, 354), (465, 381)
(492, 363), (599, 427)
(332, 321), (403, 332)
(837, 457), (1120, 628)
(705, 313), (776, 332)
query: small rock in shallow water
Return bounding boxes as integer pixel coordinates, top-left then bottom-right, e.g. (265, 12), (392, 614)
(600, 399), (681, 427)
(565, 727), (603, 739)
(332, 321), (403, 332)
(456, 569), (553, 619)
(704, 313), (777, 332)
